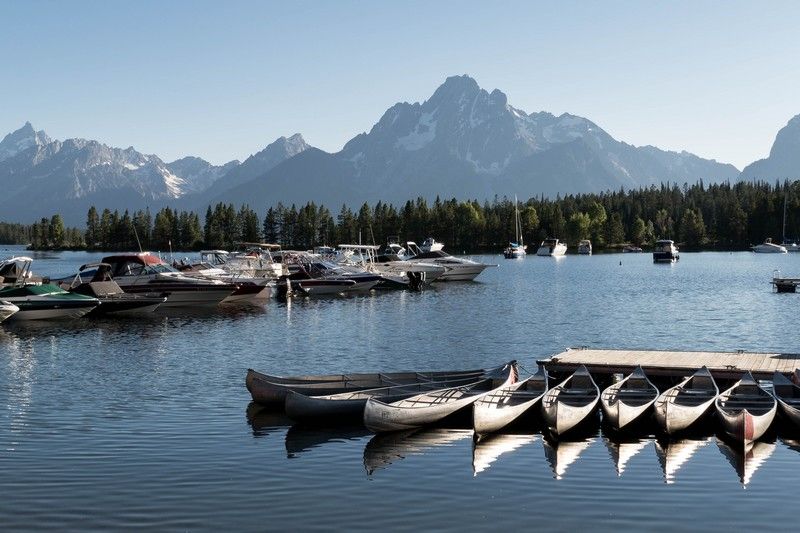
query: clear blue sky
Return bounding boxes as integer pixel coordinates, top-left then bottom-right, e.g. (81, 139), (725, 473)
(2, 0), (798, 169)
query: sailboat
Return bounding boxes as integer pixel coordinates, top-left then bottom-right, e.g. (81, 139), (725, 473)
(503, 196), (527, 259)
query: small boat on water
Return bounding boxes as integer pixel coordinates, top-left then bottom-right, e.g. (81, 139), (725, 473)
(536, 238), (567, 257)
(473, 365), (548, 438)
(0, 301), (19, 322)
(503, 196), (527, 259)
(99, 253), (236, 307)
(577, 240), (592, 255)
(540, 365), (600, 436)
(0, 283), (100, 321)
(715, 372), (776, 444)
(752, 238), (787, 253)
(0, 257), (100, 320)
(404, 241), (496, 281)
(772, 371), (800, 428)
(653, 366), (718, 435)
(285, 369), (501, 422)
(363, 361), (517, 433)
(59, 263), (167, 316)
(246, 366), (486, 407)
(600, 366), (659, 430)
(622, 245), (643, 253)
(652, 240), (680, 263)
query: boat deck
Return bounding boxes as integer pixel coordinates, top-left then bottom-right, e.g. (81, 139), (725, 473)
(538, 348), (800, 381)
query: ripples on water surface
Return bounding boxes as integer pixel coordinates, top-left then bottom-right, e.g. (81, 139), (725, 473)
(3, 248), (800, 530)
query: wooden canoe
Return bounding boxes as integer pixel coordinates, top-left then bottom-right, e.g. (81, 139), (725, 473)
(284, 370), (498, 422)
(773, 370), (800, 428)
(363, 361), (517, 433)
(715, 372), (776, 444)
(246, 366), (485, 407)
(653, 366), (718, 435)
(472, 365), (548, 438)
(600, 365), (659, 430)
(540, 365), (599, 436)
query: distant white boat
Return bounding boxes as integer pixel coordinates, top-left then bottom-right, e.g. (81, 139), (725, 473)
(536, 238), (567, 257)
(653, 240), (680, 263)
(577, 240), (592, 255)
(503, 195), (527, 259)
(752, 238), (787, 254)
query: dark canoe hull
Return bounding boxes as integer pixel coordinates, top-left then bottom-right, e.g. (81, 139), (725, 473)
(246, 367), (486, 408)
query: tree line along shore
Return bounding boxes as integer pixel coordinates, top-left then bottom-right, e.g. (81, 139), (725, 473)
(0, 180), (796, 253)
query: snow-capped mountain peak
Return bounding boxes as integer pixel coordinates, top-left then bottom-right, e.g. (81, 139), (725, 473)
(0, 122), (52, 162)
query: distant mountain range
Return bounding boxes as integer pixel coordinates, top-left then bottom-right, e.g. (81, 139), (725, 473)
(1, 75), (797, 225)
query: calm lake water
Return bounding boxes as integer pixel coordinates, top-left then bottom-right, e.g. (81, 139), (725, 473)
(3, 245), (800, 531)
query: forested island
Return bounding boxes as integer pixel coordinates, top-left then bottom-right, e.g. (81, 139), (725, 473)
(1, 180), (796, 253)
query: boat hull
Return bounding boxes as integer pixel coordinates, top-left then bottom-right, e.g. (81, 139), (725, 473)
(717, 408), (776, 444)
(473, 375), (547, 437)
(436, 264), (491, 282)
(654, 396), (715, 434)
(8, 300), (97, 321)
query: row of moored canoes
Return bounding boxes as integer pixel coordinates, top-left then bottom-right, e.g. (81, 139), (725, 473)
(246, 363), (800, 444)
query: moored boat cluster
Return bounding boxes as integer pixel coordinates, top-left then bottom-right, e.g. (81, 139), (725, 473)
(0, 238), (496, 322)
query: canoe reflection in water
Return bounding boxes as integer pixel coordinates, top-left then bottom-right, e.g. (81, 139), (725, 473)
(472, 433), (537, 476)
(363, 428), (473, 475)
(602, 436), (649, 476)
(654, 437), (712, 484)
(285, 424), (372, 458)
(245, 402), (293, 438)
(542, 436), (595, 480)
(715, 437), (776, 488)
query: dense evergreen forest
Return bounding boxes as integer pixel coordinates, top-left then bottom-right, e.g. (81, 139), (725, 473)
(3, 180), (799, 253)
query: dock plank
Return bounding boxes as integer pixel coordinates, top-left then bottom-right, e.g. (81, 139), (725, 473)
(538, 347), (800, 380)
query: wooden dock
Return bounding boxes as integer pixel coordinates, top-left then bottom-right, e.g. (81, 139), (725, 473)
(538, 347), (800, 381)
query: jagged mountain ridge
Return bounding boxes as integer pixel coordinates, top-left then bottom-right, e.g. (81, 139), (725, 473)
(739, 114), (800, 181)
(209, 75), (740, 210)
(0, 124), (307, 224)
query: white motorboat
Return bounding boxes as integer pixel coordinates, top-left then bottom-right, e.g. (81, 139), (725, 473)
(503, 196), (527, 259)
(752, 238), (787, 253)
(0, 257), (100, 320)
(577, 240), (592, 255)
(99, 253), (236, 307)
(338, 244), (445, 288)
(0, 301), (20, 322)
(536, 238), (567, 257)
(653, 239), (680, 263)
(405, 241), (496, 281)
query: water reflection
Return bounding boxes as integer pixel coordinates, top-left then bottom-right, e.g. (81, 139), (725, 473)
(542, 437), (595, 480)
(471, 433), (536, 476)
(602, 436), (649, 476)
(245, 403), (292, 438)
(363, 428), (473, 475)
(654, 437), (712, 484)
(715, 437), (776, 488)
(285, 424), (371, 458)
